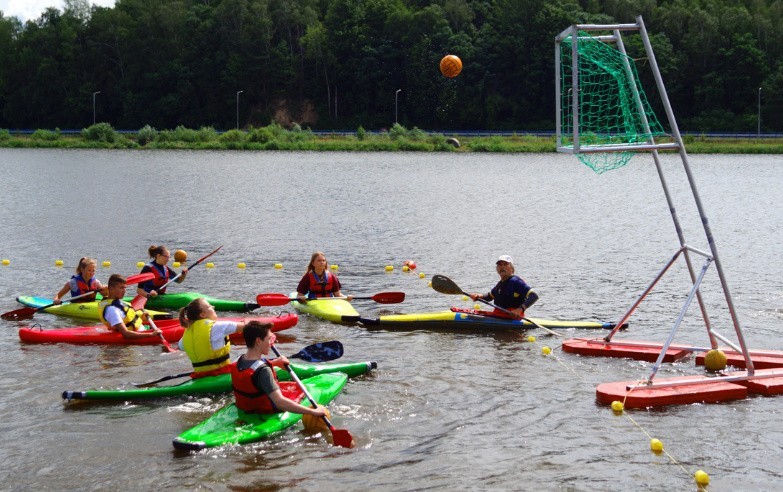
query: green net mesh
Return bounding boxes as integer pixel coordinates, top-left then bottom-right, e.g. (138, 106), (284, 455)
(560, 32), (667, 173)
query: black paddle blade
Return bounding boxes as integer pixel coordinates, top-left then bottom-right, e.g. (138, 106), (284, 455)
(290, 341), (343, 362)
(431, 275), (466, 295)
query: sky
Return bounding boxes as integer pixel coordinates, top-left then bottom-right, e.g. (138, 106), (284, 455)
(0, 0), (115, 22)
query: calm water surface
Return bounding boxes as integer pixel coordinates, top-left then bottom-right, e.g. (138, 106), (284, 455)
(0, 149), (781, 490)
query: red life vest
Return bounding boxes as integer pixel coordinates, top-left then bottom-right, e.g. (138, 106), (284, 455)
(307, 271), (336, 298)
(231, 359), (303, 413)
(147, 262), (171, 291)
(70, 275), (99, 302)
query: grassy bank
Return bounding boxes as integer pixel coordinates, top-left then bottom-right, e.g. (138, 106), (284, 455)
(1, 123), (781, 154)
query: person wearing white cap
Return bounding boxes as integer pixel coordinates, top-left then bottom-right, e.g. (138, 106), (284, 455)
(469, 255), (538, 316)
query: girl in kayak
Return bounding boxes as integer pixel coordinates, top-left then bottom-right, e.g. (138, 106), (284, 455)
(296, 251), (352, 302)
(470, 255), (539, 316)
(99, 274), (162, 339)
(178, 297), (248, 378)
(53, 257), (108, 304)
(232, 321), (327, 418)
(137, 244), (188, 299)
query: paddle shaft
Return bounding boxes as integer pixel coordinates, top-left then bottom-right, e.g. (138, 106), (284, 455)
(270, 345), (353, 447)
(473, 296), (562, 337)
(133, 341), (343, 387)
(2, 272), (155, 321)
(156, 245), (223, 292)
(146, 315), (176, 352)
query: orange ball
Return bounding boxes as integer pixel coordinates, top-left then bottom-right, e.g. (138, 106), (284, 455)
(440, 54), (462, 78)
(174, 249), (188, 262)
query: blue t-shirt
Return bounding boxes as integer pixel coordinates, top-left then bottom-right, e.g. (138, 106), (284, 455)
(490, 275), (534, 309)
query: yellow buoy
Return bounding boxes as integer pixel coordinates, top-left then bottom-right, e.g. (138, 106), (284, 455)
(237, 262), (246, 269)
(542, 346), (552, 355)
(385, 265), (393, 271)
(474, 304), (481, 310)
(427, 281), (432, 287)
(172, 261), (181, 268)
(206, 262), (215, 268)
(1, 259), (10, 266)
(55, 259), (64, 266)
(694, 470), (710, 486)
(611, 401), (624, 413)
(461, 295), (469, 301)
(527, 335), (536, 343)
(102, 260), (111, 267)
(419, 272), (425, 278)
(402, 265), (410, 272)
(136, 261), (145, 268)
(330, 264), (338, 270)
(704, 349), (728, 371)
(274, 263), (283, 269)
(650, 438), (664, 452)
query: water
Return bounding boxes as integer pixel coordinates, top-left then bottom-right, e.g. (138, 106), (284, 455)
(0, 149), (781, 490)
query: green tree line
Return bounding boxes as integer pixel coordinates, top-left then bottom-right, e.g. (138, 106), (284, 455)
(0, 0), (780, 132)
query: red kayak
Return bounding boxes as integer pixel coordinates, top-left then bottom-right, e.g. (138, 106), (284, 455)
(18, 313), (298, 345)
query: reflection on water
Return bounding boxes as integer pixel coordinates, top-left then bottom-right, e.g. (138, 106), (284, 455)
(0, 149), (781, 489)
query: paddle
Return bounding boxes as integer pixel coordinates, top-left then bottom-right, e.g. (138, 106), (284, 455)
(431, 274), (562, 337)
(2, 272), (155, 321)
(133, 340), (345, 387)
(146, 315), (176, 353)
(256, 291), (405, 306)
(270, 344), (355, 448)
(150, 245), (223, 294)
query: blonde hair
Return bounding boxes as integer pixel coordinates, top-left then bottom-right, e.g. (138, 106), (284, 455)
(75, 257), (97, 275)
(305, 251), (326, 274)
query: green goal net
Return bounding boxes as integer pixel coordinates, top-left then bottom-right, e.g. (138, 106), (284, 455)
(559, 31), (667, 173)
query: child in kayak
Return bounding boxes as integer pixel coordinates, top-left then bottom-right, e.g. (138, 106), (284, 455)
(469, 255), (539, 316)
(296, 251), (352, 303)
(99, 274), (162, 339)
(53, 257), (108, 304)
(177, 297), (248, 378)
(232, 320), (327, 417)
(137, 244), (188, 299)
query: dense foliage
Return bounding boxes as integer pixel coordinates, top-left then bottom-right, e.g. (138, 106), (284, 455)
(0, 0), (780, 132)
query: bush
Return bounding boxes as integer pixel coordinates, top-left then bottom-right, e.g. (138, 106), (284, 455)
(81, 123), (117, 142)
(0, 129), (10, 141)
(32, 128), (61, 141)
(197, 126), (218, 142)
(389, 123), (407, 140)
(219, 129), (245, 143)
(137, 125), (158, 146)
(356, 125), (366, 141)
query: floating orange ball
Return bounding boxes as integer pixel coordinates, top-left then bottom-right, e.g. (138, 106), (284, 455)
(174, 249), (188, 262)
(439, 54), (462, 78)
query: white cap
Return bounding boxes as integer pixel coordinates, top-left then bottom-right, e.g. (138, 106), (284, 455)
(496, 255), (513, 264)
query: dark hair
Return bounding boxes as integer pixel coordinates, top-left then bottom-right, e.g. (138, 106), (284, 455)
(179, 298), (208, 327)
(148, 245), (168, 258)
(243, 320), (273, 347)
(107, 273), (126, 288)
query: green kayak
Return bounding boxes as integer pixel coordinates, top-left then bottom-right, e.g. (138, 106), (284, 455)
(17, 292), (258, 321)
(172, 373), (347, 450)
(62, 360), (375, 402)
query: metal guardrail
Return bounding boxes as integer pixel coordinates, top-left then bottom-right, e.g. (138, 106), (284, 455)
(4, 129), (782, 138)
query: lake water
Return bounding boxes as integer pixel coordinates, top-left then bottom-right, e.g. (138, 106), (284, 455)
(0, 149), (781, 490)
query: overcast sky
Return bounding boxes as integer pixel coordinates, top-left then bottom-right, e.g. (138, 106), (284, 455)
(1, 0), (115, 22)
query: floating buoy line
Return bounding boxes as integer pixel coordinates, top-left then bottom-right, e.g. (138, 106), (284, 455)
(532, 341), (710, 487)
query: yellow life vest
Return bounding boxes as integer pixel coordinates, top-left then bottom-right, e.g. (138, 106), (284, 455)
(98, 299), (144, 331)
(181, 319), (231, 374)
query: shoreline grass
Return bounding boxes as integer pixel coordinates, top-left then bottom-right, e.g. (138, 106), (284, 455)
(1, 124), (781, 154)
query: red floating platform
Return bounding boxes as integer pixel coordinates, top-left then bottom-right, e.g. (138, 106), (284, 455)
(596, 375), (747, 408)
(725, 369), (783, 396)
(562, 338), (691, 362)
(695, 350), (783, 370)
